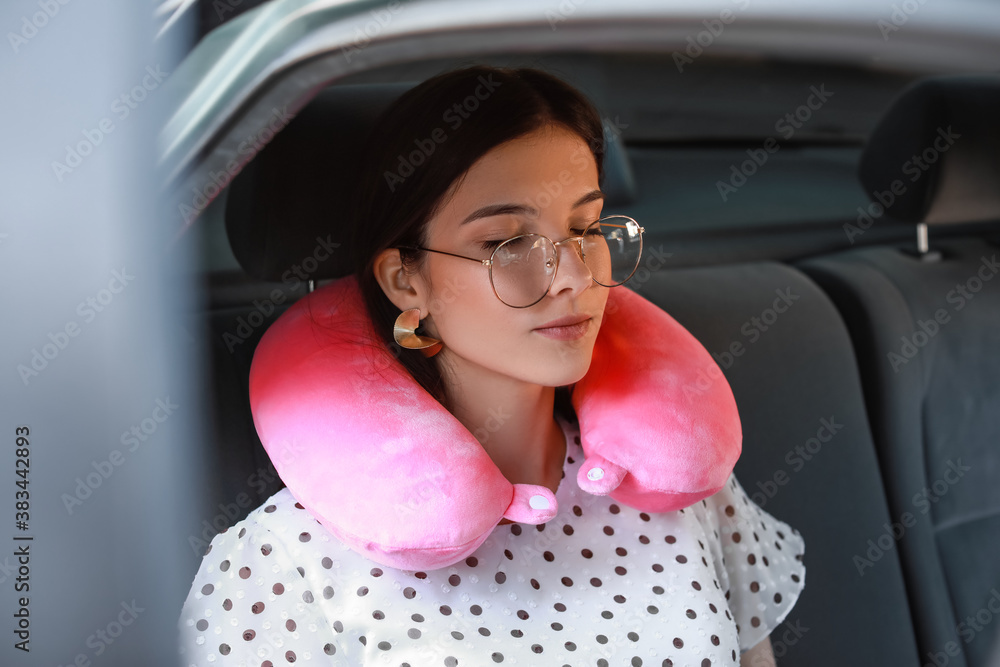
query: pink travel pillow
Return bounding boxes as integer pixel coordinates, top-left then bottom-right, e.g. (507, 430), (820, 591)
(248, 273), (741, 570)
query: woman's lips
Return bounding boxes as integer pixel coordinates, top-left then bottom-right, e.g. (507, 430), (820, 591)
(533, 318), (592, 340)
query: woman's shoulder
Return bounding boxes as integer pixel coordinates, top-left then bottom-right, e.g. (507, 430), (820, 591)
(194, 486), (366, 574)
(193, 488), (300, 554)
(691, 472), (806, 557)
(177, 487), (362, 666)
(688, 472), (807, 651)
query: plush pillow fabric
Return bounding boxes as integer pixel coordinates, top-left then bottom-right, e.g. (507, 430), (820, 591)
(248, 274), (741, 570)
(571, 285), (743, 511)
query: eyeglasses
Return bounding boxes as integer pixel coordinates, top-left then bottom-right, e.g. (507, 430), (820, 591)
(396, 215), (645, 308)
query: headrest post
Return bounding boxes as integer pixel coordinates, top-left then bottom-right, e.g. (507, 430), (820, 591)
(308, 280), (315, 294)
(916, 222), (929, 255)
(906, 221), (942, 262)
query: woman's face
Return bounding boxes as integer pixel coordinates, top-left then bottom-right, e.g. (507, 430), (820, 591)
(412, 123), (609, 387)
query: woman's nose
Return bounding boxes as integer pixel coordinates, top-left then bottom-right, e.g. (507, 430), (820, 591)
(549, 239), (593, 295)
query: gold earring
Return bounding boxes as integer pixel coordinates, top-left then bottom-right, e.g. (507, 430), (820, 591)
(393, 308), (443, 358)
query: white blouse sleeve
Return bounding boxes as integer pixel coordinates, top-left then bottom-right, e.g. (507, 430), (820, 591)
(692, 472), (807, 654)
(176, 509), (351, 666)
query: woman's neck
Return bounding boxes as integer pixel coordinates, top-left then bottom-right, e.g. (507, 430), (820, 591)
(439, 361), (567, 495)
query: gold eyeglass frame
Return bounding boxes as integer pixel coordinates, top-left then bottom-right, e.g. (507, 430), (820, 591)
(395, 215), (645, 308)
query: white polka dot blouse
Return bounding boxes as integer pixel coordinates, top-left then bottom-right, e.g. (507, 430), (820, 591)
(178, 411), (806, 666)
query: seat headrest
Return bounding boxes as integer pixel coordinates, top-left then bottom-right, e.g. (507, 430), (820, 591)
(858, 74), (1000, 226)
(224, 81), (637, 282)
(224, 83), (411, 282)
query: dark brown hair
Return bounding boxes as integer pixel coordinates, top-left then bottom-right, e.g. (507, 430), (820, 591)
(348, 65), (606, 412)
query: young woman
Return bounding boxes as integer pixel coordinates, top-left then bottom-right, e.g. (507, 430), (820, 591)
(178, 65), (804, 667)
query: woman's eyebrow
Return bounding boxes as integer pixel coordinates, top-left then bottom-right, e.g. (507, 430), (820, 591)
(460, 190), (605, 226)
(572, 189), (606, 208)
(460, 203), (536, 226)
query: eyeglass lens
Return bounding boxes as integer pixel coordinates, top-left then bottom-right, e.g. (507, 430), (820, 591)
(490, 216), (642, 307)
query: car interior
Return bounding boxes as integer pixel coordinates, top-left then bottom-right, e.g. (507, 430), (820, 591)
(177, 51), (1000, 666)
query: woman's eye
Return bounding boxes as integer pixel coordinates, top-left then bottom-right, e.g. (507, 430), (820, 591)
(480, 239), (504, 251)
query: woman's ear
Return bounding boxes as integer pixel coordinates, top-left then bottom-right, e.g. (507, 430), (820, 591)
(373, 247), (427, 315)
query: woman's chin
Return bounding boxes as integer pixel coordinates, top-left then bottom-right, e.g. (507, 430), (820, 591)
(532, 355), (594, 388)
